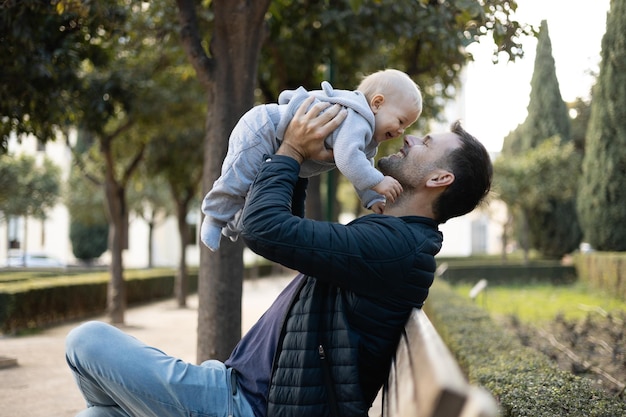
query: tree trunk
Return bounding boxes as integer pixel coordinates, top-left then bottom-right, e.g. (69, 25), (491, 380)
(198, 238), (245, 361)
(101, 136), (132, 325)
(21, 217), (28, 266)
(306, 175), (323, 220)
(501, 212), (513, 262)
(147, 212), (155, 269)
(104, 174), (127, 324)
(4, 222), (8, 261)
(175, 200), (189, 308)
(520, 209), (530, 265)
(176, 0), (271, 362)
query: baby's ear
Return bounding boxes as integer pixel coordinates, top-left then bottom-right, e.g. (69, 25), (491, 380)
(370, 94), (385, 112)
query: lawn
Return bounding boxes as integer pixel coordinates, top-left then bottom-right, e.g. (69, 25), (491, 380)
(450, 281), (626, 324)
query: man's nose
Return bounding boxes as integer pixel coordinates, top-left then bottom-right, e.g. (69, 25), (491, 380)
(405, 135), (419, 146)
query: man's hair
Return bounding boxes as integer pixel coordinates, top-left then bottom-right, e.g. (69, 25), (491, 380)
(432, 121), (493, 223)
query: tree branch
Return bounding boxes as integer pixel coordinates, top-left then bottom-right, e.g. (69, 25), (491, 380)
(175, 0), (214, 89)
(537, 328), (626, 395)
(122, 143), (145, 186)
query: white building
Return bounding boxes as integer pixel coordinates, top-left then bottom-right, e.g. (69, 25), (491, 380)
(1, 132), (201, 268)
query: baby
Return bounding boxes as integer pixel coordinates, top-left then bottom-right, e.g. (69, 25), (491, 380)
(201, 69), (422, 251)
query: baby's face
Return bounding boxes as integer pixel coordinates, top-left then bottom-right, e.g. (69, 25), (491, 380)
(372, 95), (420, 144)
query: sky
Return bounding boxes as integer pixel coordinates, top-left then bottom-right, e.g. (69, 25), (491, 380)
(462, 0), (611, 152)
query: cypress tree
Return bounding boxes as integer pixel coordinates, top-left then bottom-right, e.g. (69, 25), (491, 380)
(523, 20), (581, 258)
(500, 124), (524, 156)
(577, 0), (626, 250)
(523, 21), (571, 149)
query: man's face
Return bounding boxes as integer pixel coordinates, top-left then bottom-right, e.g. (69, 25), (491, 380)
(378, 132), (462, 189)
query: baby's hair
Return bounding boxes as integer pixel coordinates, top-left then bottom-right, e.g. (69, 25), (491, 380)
(357, 69), (422, 113)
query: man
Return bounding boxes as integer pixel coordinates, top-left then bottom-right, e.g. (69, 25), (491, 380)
(65, 97), (492, 417)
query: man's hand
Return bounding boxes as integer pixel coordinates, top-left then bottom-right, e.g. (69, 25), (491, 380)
(277, 96), (347, 164)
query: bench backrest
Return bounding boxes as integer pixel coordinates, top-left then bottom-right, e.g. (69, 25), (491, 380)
(381, 309), (498, 417)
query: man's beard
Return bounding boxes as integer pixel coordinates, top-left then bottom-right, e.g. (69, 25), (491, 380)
(378, 154), (410, 186)
(378, 154), (432, 192)
(377, 153), (402, 177)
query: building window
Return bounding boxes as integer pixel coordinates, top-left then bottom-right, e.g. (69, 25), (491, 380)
(471, 217), (488, 254)
(8, 216), (22, 249)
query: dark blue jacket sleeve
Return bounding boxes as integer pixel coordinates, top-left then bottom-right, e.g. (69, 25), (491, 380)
(241, 155), (439, 297)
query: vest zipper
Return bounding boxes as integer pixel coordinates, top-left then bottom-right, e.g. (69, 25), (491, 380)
(318, 344), (340, 417)
(318, 344), (326, 359)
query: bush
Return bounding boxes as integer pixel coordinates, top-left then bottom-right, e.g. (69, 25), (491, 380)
(0, 268), (198, 334)
(575, 252), (626, 301)
(70, 220), (108, 262)
(438, 261), (576, 286)
(425, 280), (626, 416)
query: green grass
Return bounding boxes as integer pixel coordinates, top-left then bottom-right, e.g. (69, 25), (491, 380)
(450, 282), (626, 324)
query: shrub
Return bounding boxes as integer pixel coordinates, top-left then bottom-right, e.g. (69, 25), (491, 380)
(0, 269), (198, 334)
(425, 280), (626, 416)
(69, 220), (108, 262)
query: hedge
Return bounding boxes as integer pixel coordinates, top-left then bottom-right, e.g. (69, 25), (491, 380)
(425, 280), (626, 416)
(575, 252), (626, 301)
(0, 269), (198, 334)
(438, 261), (577, 286)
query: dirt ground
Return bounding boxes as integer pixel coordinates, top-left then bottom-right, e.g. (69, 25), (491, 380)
(501, 310), (626, 399)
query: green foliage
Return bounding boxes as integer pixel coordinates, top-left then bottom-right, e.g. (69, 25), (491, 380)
(575, 252), (626, 302)
(568, 97), (592, 154)
(65, 151), (108, 262)
(425, 281), (626, 416)
(260, 0), (533, 125)
(495, 138), (581, 211)
(440, 261), (577, 286)
(496, 21), (581, 259)
(520, 21), (579, 259)
(0, 0), (129, 152)
(522, 21), (571, 150)
(260, 0), (534, 217)
(65, 147), (107, 225)
(500, 125), (524, 156)
(65, 0), (207, 290)
(577, 0), (626, 251)
(450, 282), (626, 324)
(0, 155), (19, 209)
(69, 220), (108, 262)
(0, 154), (61, 219)
(0, 268), (198, 334)
(141, 71), (205, 212)
(527, 198), (581, 259)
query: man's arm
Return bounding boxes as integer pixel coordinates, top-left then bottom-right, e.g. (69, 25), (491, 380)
(241, 99), (418, 295)
(242, 154), (418, 294)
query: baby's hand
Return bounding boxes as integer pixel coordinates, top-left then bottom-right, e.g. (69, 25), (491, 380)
(370, 201), (386, 214)
(372, 176), (403, 203)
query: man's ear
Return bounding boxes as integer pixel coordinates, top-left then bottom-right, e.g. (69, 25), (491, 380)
(426, 170), (455, 188)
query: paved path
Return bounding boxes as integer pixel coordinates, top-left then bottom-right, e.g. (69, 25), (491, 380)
(0, 274), (294, 417)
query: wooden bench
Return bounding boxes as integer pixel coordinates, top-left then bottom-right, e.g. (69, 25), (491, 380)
(376, 308), (499, 417)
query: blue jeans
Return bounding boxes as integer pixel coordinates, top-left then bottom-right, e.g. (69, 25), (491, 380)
(65, 321), (255, 417)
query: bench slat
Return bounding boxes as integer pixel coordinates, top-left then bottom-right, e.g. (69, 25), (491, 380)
(383, 308), (484, 417)
(460, 387), (499, 417)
